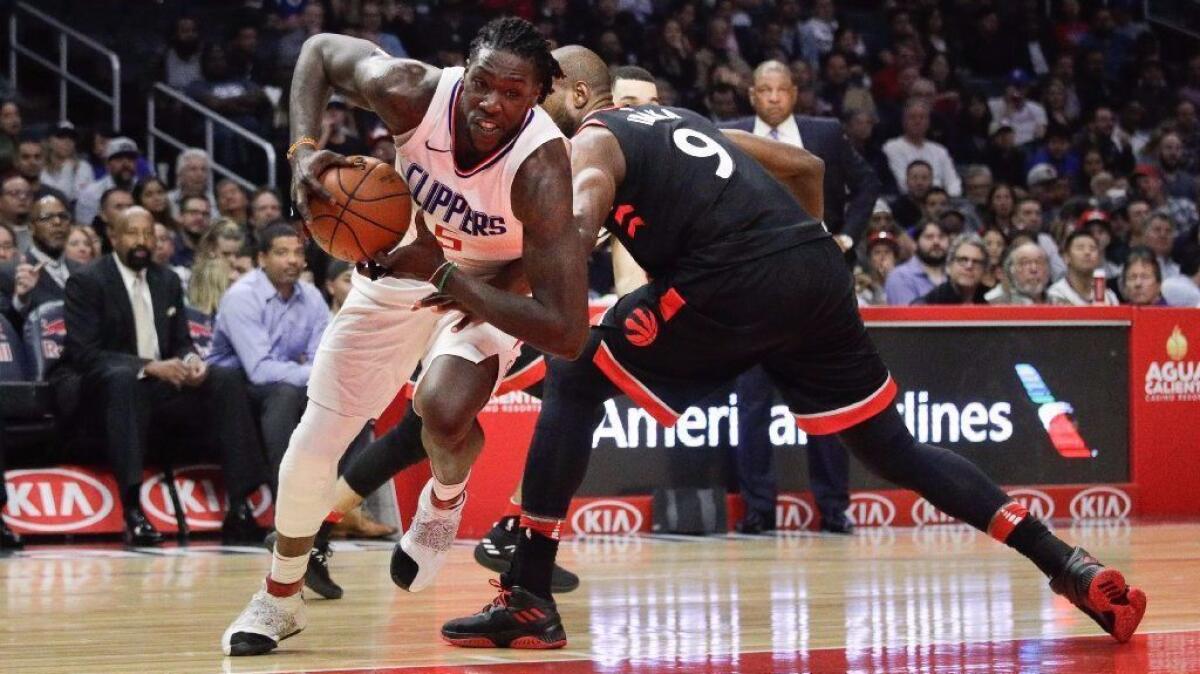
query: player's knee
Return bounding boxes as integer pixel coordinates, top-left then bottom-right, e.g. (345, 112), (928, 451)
(416, 397), (475, 448)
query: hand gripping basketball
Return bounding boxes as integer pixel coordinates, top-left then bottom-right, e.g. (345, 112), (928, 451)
(291, 148), (360, 229)
(372, 210), (447, 281)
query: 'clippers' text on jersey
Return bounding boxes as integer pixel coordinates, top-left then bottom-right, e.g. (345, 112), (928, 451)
(406, 162), (507, 237)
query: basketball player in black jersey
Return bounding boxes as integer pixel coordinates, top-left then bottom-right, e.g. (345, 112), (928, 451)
(415, 46), (1146, 650)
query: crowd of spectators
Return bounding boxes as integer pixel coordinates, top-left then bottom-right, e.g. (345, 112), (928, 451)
(1, 0), (1200, 547)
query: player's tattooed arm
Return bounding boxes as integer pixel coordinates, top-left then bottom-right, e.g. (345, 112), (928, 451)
(289, 34), (438, 222)
(720, 129), (825, 222)
(414, 139), (592, 358)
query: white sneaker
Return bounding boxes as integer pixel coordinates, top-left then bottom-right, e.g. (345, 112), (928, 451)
(221, 584), (307, 656)
(390, 478), (465, 592)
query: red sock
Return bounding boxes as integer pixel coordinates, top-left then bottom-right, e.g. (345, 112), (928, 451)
(324, 511), (344, 525)
(987, 501), (1030, 543)
(265, 574), (303, 598)
(520, 512), (564, 541)
(502, 499), (522, 519)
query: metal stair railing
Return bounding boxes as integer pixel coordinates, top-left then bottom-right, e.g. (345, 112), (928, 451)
(8, 1), (121, 130)
(147, 83), (278, 192)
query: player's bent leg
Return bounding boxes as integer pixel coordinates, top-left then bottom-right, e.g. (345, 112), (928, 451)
(222, 401), (369, 656)
(444, 344), (619, 648)
(836, 406), (1146, 642)
(391, 355), (497, 592)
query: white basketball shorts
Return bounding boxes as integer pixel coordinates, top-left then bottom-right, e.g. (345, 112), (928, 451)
(307, 271), (522, 418)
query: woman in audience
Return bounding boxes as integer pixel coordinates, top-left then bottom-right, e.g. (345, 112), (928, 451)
(979, 225), (1009, 290)
(64, 225), (96, 264)
(187, 255), (235, 317)
(983, 183), (1017, 232)
(134, 176), (176, 230)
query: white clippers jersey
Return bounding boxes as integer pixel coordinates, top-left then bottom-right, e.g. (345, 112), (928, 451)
(395, 66), (566, 279)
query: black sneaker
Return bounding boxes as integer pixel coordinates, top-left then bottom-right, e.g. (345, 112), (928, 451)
(1049, 547), (1146, 643)
(473, 518), (580, 593)
(441, 579), (567, 649)
(263, 531), (344, 600)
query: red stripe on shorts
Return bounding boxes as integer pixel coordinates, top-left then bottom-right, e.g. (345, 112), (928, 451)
(592, 341), (680, 426)
(793, 376), (898, 435)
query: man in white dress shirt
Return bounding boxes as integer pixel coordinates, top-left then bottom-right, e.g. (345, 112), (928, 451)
(883, 99), (961, 197)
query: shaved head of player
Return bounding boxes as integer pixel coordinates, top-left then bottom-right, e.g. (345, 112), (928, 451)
(611, 65), (659, 107)
(542, 45), (613, 137)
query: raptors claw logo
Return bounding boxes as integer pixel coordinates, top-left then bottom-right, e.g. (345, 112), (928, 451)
(624, 307), (658, 347)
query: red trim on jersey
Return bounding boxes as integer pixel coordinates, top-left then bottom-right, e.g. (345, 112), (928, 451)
(659, 288), (686, 321)
(494, 357), (547, 396)
(793, 376), (898, 435)
(577, 120), (608, 132)
(448, 79), (536, 178)
(987, 501), (1030, 542)
(578, 106), (618, 128)
(592, 341), (680, 426)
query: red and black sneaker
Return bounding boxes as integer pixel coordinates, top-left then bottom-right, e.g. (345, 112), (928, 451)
(441, 579), (567, 649)
(1049, 547), (1147, 643)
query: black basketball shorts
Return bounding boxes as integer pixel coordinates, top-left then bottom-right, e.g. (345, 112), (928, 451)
(589, 238), (895, 435)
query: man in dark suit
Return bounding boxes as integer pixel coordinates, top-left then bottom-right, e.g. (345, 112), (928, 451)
(53, 206), (269, 546)
(0, 195), (81, 329)
(721, 60), (880, 534)
(722, 60), (880, 241)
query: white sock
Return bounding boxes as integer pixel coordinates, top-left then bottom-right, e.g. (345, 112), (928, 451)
(269, 549), (309, 586)
(431, 472), (469, 506)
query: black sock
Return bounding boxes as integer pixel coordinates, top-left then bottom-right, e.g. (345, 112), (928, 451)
(314, 521), (334, 548)
(1005, 517), (1074, 579)
(122, 485), (141, 511)
(505, 530), (559, 601)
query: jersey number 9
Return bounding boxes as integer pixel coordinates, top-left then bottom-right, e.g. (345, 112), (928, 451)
(672, 129), (734, 179)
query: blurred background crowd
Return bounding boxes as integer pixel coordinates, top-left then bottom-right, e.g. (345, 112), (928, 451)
(0, 0), (1198, 547)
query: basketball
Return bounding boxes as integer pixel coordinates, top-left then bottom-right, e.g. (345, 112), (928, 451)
(307, 156), (411, 263)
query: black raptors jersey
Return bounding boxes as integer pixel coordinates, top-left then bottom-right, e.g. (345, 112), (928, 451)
(587, 105), (828, 285)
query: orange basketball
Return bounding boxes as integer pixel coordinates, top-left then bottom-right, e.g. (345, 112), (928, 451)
(307, 156), (411, 263)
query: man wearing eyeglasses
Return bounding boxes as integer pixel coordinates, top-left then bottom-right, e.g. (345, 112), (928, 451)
(915, 233), (991, 304)
(0, 194), (81, 328)
(0, 174), (32, 253)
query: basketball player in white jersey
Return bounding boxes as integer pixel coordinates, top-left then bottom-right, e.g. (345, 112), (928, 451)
(222, 18), (587, 656)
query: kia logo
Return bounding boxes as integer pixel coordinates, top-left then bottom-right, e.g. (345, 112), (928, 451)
(1069, 486), (1131, 520)
(570, 499), (643, 535)
(1009, 488), (1055, 520)
(910, 497), (955, 526)
(846, 493), (896, 527)
(141, 465), (272, 530)
(2, 468), (114, 532)
(775, 495), (815, 530)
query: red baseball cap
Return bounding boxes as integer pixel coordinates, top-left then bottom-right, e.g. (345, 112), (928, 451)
(1076, 208), (1110, 229)
(867, 230), (901, 254)
(1133, 164), (1160, 180)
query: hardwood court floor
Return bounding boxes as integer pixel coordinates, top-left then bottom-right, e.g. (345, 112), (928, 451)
(1, 521), (1198, 674)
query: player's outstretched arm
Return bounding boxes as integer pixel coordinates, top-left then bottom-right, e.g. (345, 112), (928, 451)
(289, 34), (439, 221)
(720, 129), (825, 222)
